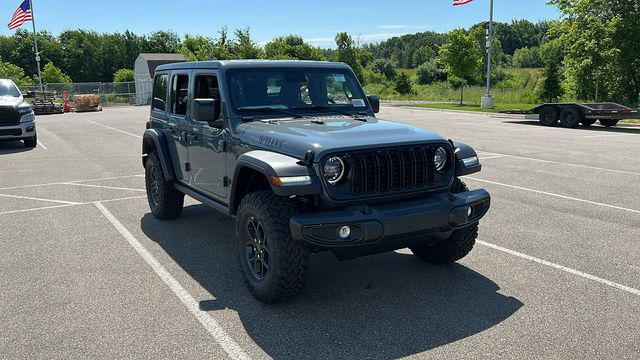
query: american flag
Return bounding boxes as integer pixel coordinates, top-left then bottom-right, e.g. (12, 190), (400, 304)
(8, 0), (33, 30)
(453, 0), (475, 5)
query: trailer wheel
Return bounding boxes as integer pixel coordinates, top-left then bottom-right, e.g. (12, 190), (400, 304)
(580, 119), (596, 127)
(539, 107), (559, 126)
(600, 119), (619, 128)
(559, 108), (583, 128)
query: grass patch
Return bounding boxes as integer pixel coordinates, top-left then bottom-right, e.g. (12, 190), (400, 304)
(409, 103), (535, 113)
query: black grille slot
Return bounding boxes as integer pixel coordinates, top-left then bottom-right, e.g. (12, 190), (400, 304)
(0, 107), (20, 126)
(344, 145), (442, 196)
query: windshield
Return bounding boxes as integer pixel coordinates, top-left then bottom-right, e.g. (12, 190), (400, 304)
(226, 67), (368, 116)
(0, 80), (21, 97)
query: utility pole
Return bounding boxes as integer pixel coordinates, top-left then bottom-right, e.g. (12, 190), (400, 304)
(29, 0), (43, 92)
(481, 0), (494, 109)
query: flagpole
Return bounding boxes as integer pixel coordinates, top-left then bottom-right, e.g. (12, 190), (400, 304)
(481, 0), (494, 109)
(28, 0), (43, 92)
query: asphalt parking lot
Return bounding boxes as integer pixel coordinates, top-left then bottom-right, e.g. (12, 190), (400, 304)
(1, 106), (639, 359)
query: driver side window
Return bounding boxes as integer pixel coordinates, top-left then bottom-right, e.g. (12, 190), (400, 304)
(170, 74), (189, 116)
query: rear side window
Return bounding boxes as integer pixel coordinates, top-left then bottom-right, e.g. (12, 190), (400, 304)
(171, 75), (189, 116)
(152, 74), (168, 111)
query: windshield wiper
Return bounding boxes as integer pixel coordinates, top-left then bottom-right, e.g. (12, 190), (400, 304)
(237, 106), (304, 119)
(292, 105), (368, 119)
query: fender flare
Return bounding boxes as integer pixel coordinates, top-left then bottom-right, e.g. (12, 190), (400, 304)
(229, 150), (322, 214)
(452, 141), (482, 177)
(142, 129), (176, 182)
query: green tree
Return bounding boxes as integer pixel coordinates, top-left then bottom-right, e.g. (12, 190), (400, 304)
(179, 34), (215, 61)
(0, 59), (31, 88)
(335, 32), (364, 83)
(416, 59), (447, 85)
(550, 0), (640, 105)
(41, 62), (72, 83)
(113, 68), (135, 83)
(394, 72), (413, 95)
(264, 35), (324, 60)
(146, 30), (181, 53)
(537, 60), (564, 102)
(412, 46), (435, 67)
(440, 29), (482, 104)
(232, 28), (264, 59)
(513, 46), (542, 68)
(369, 58), (397, 79)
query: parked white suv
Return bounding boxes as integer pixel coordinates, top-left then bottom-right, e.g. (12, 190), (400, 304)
(0, 79), (36, 148)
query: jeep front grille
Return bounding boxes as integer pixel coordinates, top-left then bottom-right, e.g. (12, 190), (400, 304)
(0, 107), (20, 126)
(343, 145), (440, 196)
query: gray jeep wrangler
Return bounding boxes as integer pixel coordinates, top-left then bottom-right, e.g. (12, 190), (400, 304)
(142, 60), (490, 302)
(0, 79), (37, 148)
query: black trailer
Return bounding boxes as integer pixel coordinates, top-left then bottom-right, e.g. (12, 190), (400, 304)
(500, 102), (639, 128)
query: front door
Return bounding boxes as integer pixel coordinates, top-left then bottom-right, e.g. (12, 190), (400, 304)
(167, 72), (191, 181)
(187, 73), (228, 198)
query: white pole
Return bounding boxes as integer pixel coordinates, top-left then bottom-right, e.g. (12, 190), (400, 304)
(481, 0), (494, 109)
(28, 0), (43, 92)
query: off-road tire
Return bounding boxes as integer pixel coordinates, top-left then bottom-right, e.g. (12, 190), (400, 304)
(559, 108), (582, 128)
(23, 135), (37, 148)
(600, 119), (619, 128)
(539, 106), (559, 126)
(410, 178), (478, 265)
(236, 191), (309, 303)
(145, 152), (184, 220)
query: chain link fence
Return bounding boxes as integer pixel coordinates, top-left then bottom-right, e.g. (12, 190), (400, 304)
(25, 81), (153, 107)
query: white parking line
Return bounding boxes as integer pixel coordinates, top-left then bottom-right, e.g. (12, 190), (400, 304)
(0, 193), (81, 205)
(93, 202), (250, 360)
(476, 151), (640, 177)
(85, 120), (143, 139)
(64, 182), (146, 192)
(0, 196), (146, 216)
(465, 176), (640, 215)
(478, 240), (640, 297)
(37, 140), (48, 150)
(0, 174), (144, 191)
(0, 204), (77, 216)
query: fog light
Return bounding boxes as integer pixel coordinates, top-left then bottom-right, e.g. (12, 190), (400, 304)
(467, 206), (473, 218)
(338, 225), (351, 239)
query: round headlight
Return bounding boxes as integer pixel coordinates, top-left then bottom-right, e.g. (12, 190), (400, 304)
(324, 157), (345, 184)
(434, 147), (448, 172)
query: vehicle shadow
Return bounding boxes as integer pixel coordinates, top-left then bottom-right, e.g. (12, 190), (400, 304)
(0, 140), (31, 155)
(502, 120), (640, 134)
(141, 204), (523, 359)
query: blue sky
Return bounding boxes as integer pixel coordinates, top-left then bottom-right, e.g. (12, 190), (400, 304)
(2, 0), (558, 47)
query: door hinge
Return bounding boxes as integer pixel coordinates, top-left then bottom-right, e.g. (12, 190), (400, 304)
(185, 163), (191, 172)
(218, 176), (230, 188)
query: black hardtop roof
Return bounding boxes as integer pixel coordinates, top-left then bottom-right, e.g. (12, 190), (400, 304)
(155, 59), (351, 73)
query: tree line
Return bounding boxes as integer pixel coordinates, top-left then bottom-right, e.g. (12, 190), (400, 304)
(1, 2), (638, 106)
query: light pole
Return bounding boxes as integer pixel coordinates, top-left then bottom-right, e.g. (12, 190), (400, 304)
(481, 0), (494, 109)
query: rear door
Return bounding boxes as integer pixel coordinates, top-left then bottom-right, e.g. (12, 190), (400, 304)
(166, 72), (192, 182)
(187, 72), (228, 198)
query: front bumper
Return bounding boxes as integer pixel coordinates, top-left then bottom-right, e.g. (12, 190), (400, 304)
(290, 189), (490, 259)
(0, 119), (36, 140)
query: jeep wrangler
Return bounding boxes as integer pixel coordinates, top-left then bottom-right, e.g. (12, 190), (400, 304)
(0, 79), (37, 148)
(142, 60), (490, 302)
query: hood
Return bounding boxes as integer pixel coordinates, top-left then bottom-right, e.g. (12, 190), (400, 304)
(240, 116), (449, 160)
(0, 95), (26, 107)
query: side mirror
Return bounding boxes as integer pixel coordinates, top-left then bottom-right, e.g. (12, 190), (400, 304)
(193, 98), (222, 128)
(367, 94), (380, 113)
(152, 97), (165, 111)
